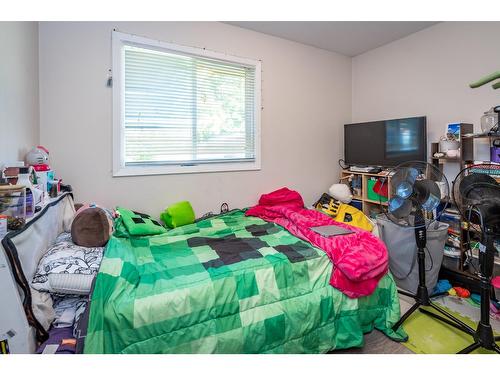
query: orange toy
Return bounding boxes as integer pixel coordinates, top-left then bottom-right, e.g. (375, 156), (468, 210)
(453, 287), (471, 298)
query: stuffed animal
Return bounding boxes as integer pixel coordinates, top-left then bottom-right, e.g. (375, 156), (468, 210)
(313, 192), (373, 232)
(317, 181), (375, 232)
(71, 203), (114, 247)
(160, 201), (195, 229)
(25, 146), (50, 172)
(314, 193), (342, 217)
(328, 183), (353, 203)
(117, 207), (167, 236)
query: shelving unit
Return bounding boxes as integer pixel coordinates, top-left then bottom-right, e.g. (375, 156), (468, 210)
(340, 170), (392, 219)
(430, 124), (470, 274)
(431, 124), (500, 279)
(430, 123), (473, 172)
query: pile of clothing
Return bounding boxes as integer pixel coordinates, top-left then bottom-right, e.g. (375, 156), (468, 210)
(31, 204), (113, 354)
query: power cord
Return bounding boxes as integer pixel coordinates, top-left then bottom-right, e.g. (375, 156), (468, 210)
(338, 159), (349, 170)
(463, 205), (485, 275)
(424, 246), (434, 272)
(464, 242), (479, 274)
(195, 202), (230, 222)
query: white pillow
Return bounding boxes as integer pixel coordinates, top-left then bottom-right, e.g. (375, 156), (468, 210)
(48, 273), (94, 295)
(31, 233), (104, 295)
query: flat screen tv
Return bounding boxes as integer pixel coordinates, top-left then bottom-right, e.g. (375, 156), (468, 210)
(344, 116), (427, 167)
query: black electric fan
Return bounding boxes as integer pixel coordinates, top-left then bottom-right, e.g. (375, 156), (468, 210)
(379, 161), (462, 332)
(432, 163), (500, 354)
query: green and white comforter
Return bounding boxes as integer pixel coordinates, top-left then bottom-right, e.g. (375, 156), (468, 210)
(84, 210), (406, 353)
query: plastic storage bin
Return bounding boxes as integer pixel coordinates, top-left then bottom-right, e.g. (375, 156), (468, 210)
(0, 185), (26, 221)
(377, 214), (449, 294)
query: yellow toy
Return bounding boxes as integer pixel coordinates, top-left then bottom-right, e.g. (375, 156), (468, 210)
(314, 191), (373, 232)
(314, 193), (342, 216)
(333, 203), (373, 232)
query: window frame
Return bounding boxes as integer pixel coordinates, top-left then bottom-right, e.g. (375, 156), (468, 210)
(112, 31), (262, 177)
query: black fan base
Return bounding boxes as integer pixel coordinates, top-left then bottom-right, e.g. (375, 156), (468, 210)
(393, 282), (500, 354)
(393, 285), (450, 332)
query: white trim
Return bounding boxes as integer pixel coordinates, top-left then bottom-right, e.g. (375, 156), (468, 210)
(113, 162), (261, 177)
(111, 31), (262, 177)
(112, 31), (125, 177)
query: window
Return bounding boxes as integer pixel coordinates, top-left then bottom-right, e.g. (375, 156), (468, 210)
(112, 31), (261, 176)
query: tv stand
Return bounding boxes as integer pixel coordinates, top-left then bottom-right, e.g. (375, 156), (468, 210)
(340, 170), (392, 219)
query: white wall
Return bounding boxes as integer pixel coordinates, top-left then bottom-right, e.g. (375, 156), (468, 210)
(0, 22), (39, 165)
(352, 21), (500, 181)
(39, 22), (351, 217)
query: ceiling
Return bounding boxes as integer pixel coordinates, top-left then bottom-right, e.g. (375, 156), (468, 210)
(225, 21), (439, 57)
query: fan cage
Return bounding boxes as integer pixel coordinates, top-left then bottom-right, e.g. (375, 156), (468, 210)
(378, 161), (450, 228)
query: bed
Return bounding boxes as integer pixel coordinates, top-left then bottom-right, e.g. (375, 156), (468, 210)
(82, 209), (406, 354)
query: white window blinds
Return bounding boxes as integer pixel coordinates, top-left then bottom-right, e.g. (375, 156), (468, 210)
(122, 44), (257, 167)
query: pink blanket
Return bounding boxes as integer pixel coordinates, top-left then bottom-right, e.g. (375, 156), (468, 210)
(246, 187), (389, 298)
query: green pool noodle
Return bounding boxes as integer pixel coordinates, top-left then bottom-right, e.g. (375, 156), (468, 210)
(469, 71), (500, 89)
(160, 201), (195, 228)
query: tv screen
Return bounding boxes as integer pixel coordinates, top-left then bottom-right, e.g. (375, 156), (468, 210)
(344, 116), (427, 167)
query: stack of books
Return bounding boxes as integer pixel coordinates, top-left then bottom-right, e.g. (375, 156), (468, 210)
(439, 208), (462, 259)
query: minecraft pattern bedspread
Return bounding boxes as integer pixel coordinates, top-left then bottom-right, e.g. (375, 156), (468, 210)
(84, 210), (406, 353)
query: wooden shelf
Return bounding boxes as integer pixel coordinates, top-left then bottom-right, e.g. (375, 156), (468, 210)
(364, 198), (388, 206)
(431, 123), (473, 173)
(340, 170), (391, 217)
(431, 156), (460, 161)
(461, 133), (500, 139)
(342, 171), (390, 178)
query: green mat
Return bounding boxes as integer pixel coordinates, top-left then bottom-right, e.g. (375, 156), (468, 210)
(402, 303), (498, 354)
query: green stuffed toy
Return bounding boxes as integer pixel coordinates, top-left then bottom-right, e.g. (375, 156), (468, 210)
(160, 201), (195, 228)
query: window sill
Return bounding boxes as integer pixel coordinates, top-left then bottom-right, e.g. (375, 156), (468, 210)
(112, 161), (261, 177)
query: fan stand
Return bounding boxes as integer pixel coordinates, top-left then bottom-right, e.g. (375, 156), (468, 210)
(392, 210), (500, 354)
(392, 211), (474, 337)
(419, 230), (500, 354)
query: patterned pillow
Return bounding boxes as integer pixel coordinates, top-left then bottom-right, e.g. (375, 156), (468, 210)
(31, 233), (104, 295)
